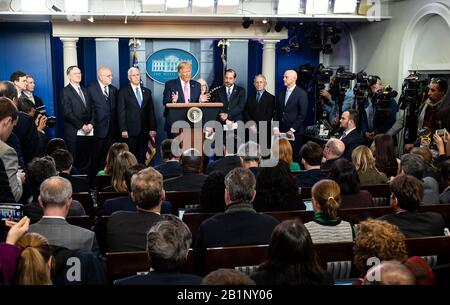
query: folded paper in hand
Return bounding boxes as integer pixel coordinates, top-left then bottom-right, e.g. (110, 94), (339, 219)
(77, 128), (94, 136)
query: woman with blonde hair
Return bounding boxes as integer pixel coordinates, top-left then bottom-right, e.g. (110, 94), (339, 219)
(271, 138), (300, 172)
(97, 142), (129, 176)
(304, 179), (353, 243)
(110, 151), (138, 192)
(352, 145), (388, 185)
(14, 232), (53, 285)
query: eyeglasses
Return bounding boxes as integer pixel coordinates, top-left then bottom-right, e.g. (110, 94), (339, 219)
(431, 77), (443, 84)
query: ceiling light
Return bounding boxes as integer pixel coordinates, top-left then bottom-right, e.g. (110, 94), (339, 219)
(21, 0), (47, 12)
(262, 18), (269, 24)
(64, 0), (89, 13)
(142, 0), (165, 12)
(277, 0), (300, 15)
(333, 0), (357, 14)
(87, 16), (94, 23)
(305, 0), (329, 15)
(242, 17), (254, 29)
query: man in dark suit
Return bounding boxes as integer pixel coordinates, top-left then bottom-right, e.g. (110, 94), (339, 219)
(194, 168), (279, 274)
(378, 175), (445, 238)
(164, 149), (207, 192)
(51, 149), (88, 193)
(212, 69), (247, 123)
(321, 138), (345, 170)
(338, 109), (366, 159)
(205, 133), (242, 175)
(10, 71), (28, 99)
(274, 70), (309, 163)
(295, 141), (328, 187)
(28, 176), (98, 253)
(244, 74), (275, 146)
(88, 67), (118, 173)
(107, 167), (164, 251)
(60, 66), (94, 174)
(115, 215), (202, 285)
(24, 75), (44, 107)
(118, 67), (157, 164)
(154, 139), (181, 179)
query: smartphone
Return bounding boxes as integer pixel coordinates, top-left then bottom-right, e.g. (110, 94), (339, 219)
(304, 200), (313, 211)
(435, 129), (446, 137)
(178, 208), (185, 220)
(0, 203), (24, 222)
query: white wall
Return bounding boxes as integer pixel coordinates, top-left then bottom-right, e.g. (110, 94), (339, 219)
(348, 0), (450, 91)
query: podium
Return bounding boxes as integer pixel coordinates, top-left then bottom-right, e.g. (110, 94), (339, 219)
(165, 102), (223, 153)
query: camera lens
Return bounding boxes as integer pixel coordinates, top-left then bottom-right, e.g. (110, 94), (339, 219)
(46, 116), (57, 128)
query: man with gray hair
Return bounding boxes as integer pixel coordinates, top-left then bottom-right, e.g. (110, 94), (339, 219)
(118, 67), (157, 163)
(115, 215), (202, 285)
(400, 153), (439, 204)
(237, 141), (261, 176)
(194, 167), (279, 274)
(28, 176), (98, 253)
(321, 138), (345, 170)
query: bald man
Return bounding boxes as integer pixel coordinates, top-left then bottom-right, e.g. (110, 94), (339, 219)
(274, 70), (309, 163)
(88, 67), (119, 174)
(321, 138), (345, 170)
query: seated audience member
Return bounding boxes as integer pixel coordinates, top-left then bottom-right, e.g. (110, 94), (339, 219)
(115, 215), (202, 285)
(0, 216), (30, 285)
(107, 167), (164, 251)
(100, 164), (173, 216)
(304, 180), (353, 243)
(202, 269), (255, 285)
(270, 138), (300, 172)
(253, 160), (305, 212)
(51, 149), (89, 193)
(338, 109), (365, 159)
(373, 134), (399, 177)
(251, 219), (333, 285)
(329, 159), (373, 208)
(321, 138), (345, 170)
(439, 160), (450, 203)
(194, 168), (279, 273)
(400, 153), (439, 204)
(45, 138), (68, 157)
(23, 157), (86, 218)
(378, 175), (444, 237)
(97, 142), (129, 176)
(237, 141), (261, 177)
(206, 133), (242, 175)
(154, 139), (181, 179)
(363, 260), (416, 285)
(106, 151), (138, 192)
(164, 149), (207, 192)
(353, 219), (408, 285)
(411, 146), (441, 182)
(28, 177), (98, 253)
(352, 145), (388, 185)
(295, 141), (328, 187)
(13, 232), (53, 285)
(186, 171), (226, 213)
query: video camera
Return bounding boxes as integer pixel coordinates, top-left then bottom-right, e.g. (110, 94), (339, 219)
(35, 105), (56, 128)
(372, 85), (398, 111)
(398, 72), (428, 110)
(295, 64), (314, 90)
(353, 71), (378, 101)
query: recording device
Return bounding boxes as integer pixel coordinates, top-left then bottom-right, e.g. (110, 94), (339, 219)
(0, 203), (23, 222)
(295, 64), (314, 90)
(398, 71), (428, 110)
(436, 129), (447, 137)
(314, 64), (333, 87)
(353, 71), (377, 100)
(372, 85), (398, 111)
(35, 105), (57, 128)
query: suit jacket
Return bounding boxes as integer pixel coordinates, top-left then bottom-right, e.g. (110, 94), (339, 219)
(33, 95), (44, 108)
(13, 112), (40, 164)
(0, 158), (15, 202)
(117, 84), (157, 137)
(60, 84), (95, 142)
(29, 217), (98, 253)
(154, 160), (182, 179)
(163, 173), (207, 192)
(163, 78), (201, 105)
(5, 132), (24, 168)
(205, 155), (241, 175)
(295, 169), (329, 188)
(244, 90), (275, 125)
(340, 129), (366, 159)
(115, 271), (202, 285)
(379, 211), (445, 238)
(321, 157), (340, 171)
(275, 86), (308, 134)
(23, 200), (86, 218)
(107, 210), (163, 251)
(0, 140), (22, 201)
(59, 172), (89, 193)
(88, 81), (118, 139)
(212, 85), (247, 122)
(100, 195), (172, 216)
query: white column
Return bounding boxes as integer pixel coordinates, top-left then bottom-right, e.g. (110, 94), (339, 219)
(60, 37), (79, 86)
(261, 39), (279, 95)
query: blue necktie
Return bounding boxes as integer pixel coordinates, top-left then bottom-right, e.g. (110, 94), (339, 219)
(136, 87), (142, 107)
(227, 87), (232, 101)
(256, 91), (262, 103)
(284, 89), (291, 106)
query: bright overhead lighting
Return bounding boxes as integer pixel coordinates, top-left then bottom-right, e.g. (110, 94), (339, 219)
(21, 0), (47, 12)
(333, 0), (357, 14)
(305, 0), (329, 15)
(64, 0), (89, 13)
(166, 0), (189, 9)
(217, 0), (240, 14)
(142, 0), (165, 12)
(192, 0), (214, 14)
(87, 16), (94, 23)
(277, 0), (300, 15)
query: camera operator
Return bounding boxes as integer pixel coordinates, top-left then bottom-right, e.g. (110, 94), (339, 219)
(363, 76), (398, 140)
